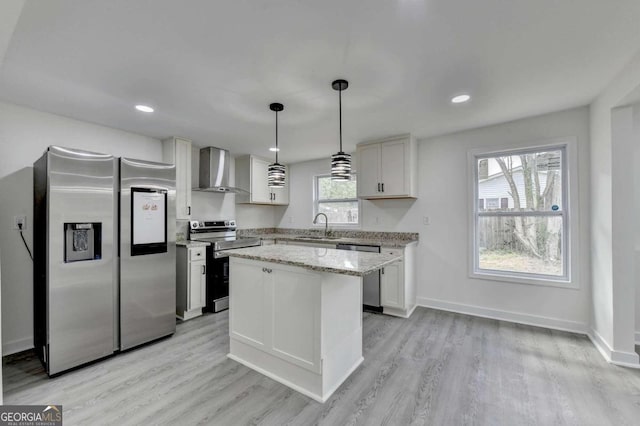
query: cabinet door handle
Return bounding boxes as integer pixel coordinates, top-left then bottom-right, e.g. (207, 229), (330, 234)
(188, 206), (191, 215)
(381, 267), (385, 274)
(377, 183), (381, 192)
(202, 265), (206, 275)
(381, 183), (384, 192)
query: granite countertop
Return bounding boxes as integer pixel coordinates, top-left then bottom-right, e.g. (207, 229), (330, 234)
(176, 241), (210, 248)
(245, 233), (417, 248)
(221, 245), (402, 277)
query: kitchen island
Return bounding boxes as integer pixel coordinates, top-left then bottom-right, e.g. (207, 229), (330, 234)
(222, 245), (402, 402)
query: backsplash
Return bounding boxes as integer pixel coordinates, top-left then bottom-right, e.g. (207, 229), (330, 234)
(176, 220), (189, 242)
(237, 227), (419, 242)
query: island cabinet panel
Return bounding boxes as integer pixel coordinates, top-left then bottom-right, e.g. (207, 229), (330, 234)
(228, 257), (364, 402)
(229, 261), (267, 347)
(272, 269), (321, 373)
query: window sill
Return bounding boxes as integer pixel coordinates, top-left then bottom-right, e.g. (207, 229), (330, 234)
(470, 270), (578, 290)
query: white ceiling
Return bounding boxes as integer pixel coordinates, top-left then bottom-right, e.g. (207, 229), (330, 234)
(1, 0), (640, 163)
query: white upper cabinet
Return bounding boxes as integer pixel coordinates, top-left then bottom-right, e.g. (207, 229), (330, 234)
(356, 134), (418, 199)
(250, 156), (271, 203)
(162, 137), (192, 219)
(235, 155), (289, 205)
(357, 143), (381, 198)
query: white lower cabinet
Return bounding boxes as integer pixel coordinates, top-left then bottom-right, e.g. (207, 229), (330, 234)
(381, 259), (404, 309)
(380, 245), (417, 318)
(176, 246), (207, 320)
(229, 257), (364, 402)
(230, 259), (322, 372)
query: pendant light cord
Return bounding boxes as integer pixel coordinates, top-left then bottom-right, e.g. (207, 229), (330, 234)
(275, 110), (279, 163)
(339, 87), (343, 152)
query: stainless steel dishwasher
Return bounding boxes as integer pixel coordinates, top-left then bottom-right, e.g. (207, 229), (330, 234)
(336, 243), (382, 312)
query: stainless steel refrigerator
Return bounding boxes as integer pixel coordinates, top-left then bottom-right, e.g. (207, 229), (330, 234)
(34, 146), (118, 375)
(119, 157), (176, 350)
(34, 147), (177, 376)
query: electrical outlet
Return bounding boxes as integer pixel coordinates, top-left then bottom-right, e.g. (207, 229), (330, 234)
(14, 215), (26, 230)
(423, 216), (430, 225)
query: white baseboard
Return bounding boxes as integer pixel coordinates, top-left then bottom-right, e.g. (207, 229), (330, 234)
(416, 297), (640, 369)
(589, 328), (640, 368)
(3, 336), (33, 356)
(417, 297), (588, 334)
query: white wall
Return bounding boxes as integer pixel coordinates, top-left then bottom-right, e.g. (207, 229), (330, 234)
(589, 48), (640, 363)
(0, 246), (4, 402)
(634, 103), (640, 342)
(0, 101), (162, 355)
(281, 107), (592, 332)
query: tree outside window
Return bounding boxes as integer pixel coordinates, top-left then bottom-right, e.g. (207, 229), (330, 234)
(474, 146), (567, 280)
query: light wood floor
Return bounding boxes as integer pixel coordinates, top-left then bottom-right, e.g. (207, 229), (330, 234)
(4, 307), (640, 425)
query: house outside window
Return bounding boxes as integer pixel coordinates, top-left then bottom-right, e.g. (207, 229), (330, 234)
(314, 174), (359, 226)
(472, 145), (569, 283)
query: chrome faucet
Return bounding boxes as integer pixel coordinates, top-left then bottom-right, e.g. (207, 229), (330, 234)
(313, 213), (329, 236)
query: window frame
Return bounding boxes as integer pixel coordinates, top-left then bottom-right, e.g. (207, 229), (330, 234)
(468, 139), (577, 289)
(313, 173), (361, 228)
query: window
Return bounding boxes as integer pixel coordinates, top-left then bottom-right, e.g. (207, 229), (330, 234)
(472, 145), (568, 282)
(314, 174), (359, 226)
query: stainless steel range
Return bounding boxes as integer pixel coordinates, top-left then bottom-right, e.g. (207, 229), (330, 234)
(189, 220), (261, 312)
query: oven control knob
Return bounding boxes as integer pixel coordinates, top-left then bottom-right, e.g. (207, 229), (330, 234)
(191, 222), (198, 229)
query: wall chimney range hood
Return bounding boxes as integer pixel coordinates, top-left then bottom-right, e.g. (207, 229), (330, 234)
(196, 147), (248, 194)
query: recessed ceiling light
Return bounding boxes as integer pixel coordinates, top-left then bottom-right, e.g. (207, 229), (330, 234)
(135, 104), (154, 113)
(451, 94), (471, 104)
(269, 147), (280, 152)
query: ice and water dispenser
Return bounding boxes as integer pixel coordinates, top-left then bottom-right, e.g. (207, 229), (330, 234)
(64, 222), (102, 262)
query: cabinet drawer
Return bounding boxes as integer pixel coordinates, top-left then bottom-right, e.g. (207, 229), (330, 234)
(190, 247), (206, 261)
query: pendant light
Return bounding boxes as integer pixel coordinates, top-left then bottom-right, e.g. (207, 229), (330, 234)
(268, 102), (286, 187)
(331, 79), (351, 181)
